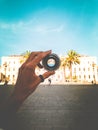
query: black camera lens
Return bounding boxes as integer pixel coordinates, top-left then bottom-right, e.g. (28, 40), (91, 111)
(42, 53), (61, 71)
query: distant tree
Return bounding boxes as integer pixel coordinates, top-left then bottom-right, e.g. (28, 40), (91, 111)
(92, 62), (96, 83)
(20, 51), (31, 63)
(3, 62), (7, 81)
(61, 57), (68, 81)
(66, 50), (80, 81)
(2, 62), (10, 84)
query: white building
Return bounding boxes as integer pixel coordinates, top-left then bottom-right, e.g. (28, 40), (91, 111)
(72, 56), (98, 83)
(0, 54), (98, 84)
(1, 55), (23, 84)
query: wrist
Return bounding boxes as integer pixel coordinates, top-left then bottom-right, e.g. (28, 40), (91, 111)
(1, 88), (26, 114)
(12, 84), (29, 104)
(3, 93), (23, 113)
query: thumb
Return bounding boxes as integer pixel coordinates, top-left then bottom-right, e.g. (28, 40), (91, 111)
(43, 71), (55, 79)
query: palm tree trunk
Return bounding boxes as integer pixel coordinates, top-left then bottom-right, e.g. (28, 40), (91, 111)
(63, 66), (66, 81)
(70, 65), (72, 82)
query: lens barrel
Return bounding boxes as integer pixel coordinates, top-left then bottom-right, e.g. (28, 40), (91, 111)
(42, 53), (60, 71)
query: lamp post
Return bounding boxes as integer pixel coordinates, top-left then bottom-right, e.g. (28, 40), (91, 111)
(92, 62), (96, 84)
(3, 62), (7, 83)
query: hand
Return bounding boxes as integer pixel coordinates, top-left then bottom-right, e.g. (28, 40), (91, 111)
(0, 50), (55, 128)
(12, 50), (55, 103)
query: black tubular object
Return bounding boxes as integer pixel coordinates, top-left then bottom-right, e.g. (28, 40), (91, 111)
(42, 53), (61, 71)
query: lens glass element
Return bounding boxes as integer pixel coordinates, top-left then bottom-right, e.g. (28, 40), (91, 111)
(42, 53), (60, 71)
(47, 59), (56, 67)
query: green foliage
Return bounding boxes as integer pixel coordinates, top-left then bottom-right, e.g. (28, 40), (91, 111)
(21, 50), (31, 58)
(20, 50), (31, 63)
(66, 50), (80, 81)
(61, 49), (80, 81)
(66, 49), (80, 68)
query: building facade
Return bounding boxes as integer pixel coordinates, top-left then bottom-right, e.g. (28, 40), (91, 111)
(0, 55), (98, 84)
(1, 55), (23, 84)
(72, 56), (98, 83)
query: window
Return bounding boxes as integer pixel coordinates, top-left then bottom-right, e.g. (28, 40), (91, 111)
(13, 75), (15, 78)
(84, 75), (86, 79)
(88, 68), (90, 71)
(88, 75), (90, 79)
(93, 75), (95, 79)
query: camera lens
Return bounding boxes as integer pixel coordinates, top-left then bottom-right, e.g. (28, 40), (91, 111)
(42, 53), (61, 71)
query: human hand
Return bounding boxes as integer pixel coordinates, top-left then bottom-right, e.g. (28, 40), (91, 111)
(13, 50), (55, 103)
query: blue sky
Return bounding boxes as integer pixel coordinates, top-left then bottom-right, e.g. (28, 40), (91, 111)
(0, 0), (98, 60)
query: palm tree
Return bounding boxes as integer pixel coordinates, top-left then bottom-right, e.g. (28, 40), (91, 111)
(61, 57), (68, 81)
(66, 50), (80, 81)
(3, 62), (9, 84)
(92, 62), (96, 84)
(20, 50), (31, 63)
(3, 62), (7, 77)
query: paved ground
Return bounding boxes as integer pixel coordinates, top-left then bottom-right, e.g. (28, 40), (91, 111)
(0, 84), (98, 130)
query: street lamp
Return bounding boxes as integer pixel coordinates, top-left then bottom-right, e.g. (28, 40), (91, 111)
(92, 62), (96, 84)
(3, 62), (7, 83)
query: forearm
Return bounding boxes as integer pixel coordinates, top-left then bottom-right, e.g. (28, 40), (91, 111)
(0, 92), (22, 129)
(0, 85), (28, 129)
(0, 85), (36, 115)
(0, 87), (24, 117)
(1, 94), (22, 114)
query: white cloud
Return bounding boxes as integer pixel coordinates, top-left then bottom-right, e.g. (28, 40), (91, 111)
(35, 25), (64, 33)
(0, 21), (27, 30)
(0, 19), (64, 35)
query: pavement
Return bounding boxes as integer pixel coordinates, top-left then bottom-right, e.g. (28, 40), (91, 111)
(0, 84), (98, 130)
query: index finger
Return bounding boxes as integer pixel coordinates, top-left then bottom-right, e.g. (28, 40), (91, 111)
(20, 51), (42, 69)
(28, 50), (52, 68)
(24, 51), (42, 64)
